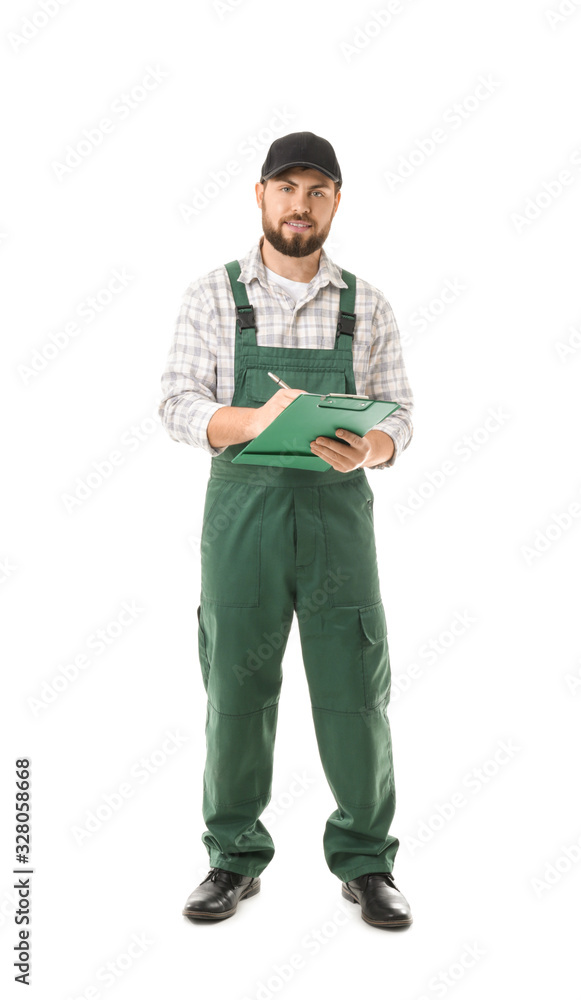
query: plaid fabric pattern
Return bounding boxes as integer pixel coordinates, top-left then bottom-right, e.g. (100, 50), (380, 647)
(158, 237), (414, 469)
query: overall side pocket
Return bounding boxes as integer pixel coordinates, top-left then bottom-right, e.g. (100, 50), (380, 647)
(197, 604), (210, 691)
(354, 474), (375, 520)
(200, 482), (266, 607)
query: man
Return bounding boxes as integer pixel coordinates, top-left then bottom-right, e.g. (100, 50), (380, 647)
(158, 131), (415, 928)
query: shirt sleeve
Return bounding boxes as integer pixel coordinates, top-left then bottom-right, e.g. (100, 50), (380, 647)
(364, 295), (414, 470)
(158, 280), (228, 456)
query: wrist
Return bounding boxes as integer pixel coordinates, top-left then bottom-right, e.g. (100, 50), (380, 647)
(246, 406), (260, 439)
(363, 430), (395, 467)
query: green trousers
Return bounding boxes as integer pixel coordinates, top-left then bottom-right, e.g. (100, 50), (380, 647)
(197, 462), (399, 883)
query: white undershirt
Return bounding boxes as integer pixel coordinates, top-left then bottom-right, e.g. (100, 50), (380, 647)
(264, 265), (310, 303)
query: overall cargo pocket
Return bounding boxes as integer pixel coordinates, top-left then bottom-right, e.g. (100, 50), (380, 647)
(359, 601), (390, 710)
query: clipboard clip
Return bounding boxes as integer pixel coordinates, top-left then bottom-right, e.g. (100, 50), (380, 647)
(318, 396), (374, 411)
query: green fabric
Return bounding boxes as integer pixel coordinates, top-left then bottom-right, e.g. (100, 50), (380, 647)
(196, 259), (399, 882)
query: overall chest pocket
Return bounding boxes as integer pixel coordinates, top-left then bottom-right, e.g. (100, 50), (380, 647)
(244, 368), (347, 403)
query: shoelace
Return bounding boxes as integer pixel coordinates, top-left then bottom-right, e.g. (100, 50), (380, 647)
(366, 872), (398, 889)
(205, 867), (240, 887)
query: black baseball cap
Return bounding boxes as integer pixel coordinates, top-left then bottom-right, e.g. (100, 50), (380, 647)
(260, 131), (342, 187)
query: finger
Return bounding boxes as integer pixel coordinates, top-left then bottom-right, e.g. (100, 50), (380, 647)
(283, 388), (308, 400)
(279, 388), (306, 407)
(313, 435), (358, 455)
(312, 436), (347, 455)
(310, 440), (352, 472)
(334, 428), (362, 444)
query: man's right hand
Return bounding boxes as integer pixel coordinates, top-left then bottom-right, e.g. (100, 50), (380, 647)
(251, 387), (307, 437)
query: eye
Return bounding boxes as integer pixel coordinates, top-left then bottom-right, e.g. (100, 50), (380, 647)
(279, 186), (324, 195)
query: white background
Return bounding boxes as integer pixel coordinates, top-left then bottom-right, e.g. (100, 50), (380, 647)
(2, 0), (581, 997)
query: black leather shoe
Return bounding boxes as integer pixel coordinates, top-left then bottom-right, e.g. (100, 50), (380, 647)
(182, 868), (261, 921)
(341, 871), (412, 928)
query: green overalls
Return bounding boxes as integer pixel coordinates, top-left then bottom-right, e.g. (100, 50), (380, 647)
(196, 259), (399, 884)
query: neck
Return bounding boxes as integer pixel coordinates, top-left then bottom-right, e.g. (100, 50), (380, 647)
(259, 235), (321, 283)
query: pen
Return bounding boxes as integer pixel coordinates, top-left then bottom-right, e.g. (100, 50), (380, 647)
(267, 371), (292, 390)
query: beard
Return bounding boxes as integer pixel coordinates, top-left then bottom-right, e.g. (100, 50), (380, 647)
(261, 208), (332, 258)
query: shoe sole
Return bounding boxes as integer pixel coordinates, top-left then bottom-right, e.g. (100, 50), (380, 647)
(183, 879), (261, 921)
(341, 884), (413, 927)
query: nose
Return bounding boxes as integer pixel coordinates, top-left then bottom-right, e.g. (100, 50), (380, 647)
(291, 194), (310, 216)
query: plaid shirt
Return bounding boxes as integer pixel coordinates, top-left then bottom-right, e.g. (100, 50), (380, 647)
(158, 237), (414, 469)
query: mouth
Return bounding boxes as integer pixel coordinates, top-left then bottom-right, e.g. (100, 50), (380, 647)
(284, 220), (312, 232)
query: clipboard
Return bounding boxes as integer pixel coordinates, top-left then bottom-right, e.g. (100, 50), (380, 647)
(231, 393), (401, 471)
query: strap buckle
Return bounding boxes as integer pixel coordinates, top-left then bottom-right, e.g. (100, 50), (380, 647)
(336, 311), (356, 337)
(236, 304), (256, 332)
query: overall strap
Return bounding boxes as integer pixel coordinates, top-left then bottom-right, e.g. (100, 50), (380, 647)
(224, 260), (257, 346)
(225, 259), (356, 351)
(336, 269), (356, 352)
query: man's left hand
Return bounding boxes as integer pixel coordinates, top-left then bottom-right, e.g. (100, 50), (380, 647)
(310, 428), (372, 472)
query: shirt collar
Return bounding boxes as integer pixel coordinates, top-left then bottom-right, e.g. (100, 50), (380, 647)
(238, 235), (348, 294)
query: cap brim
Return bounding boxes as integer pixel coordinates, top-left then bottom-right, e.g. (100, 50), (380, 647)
(262, 161), (340, 184)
